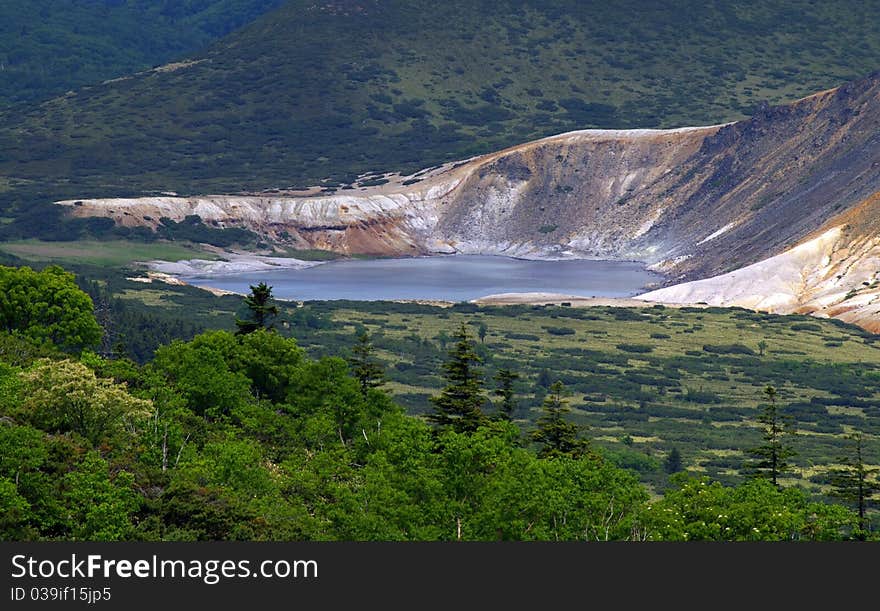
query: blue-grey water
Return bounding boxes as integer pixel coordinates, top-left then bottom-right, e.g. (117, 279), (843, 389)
(185, 255), (661, 301)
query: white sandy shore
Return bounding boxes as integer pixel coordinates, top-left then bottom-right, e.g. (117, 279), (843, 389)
(145, 253), (325, 277)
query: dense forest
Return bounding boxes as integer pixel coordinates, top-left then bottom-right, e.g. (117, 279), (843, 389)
(1, 265), (876, 541)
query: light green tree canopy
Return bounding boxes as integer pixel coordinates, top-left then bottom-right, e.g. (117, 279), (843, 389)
(17, 358), (152, 448)
(0, 265), (102, 353)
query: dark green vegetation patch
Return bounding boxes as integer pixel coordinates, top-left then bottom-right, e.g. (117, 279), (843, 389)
(3, 0), (880, 212)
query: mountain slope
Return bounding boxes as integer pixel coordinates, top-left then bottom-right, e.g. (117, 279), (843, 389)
(642, 191), (880, 332)
(60, 72), (880, 329)
(0, 1), (285, 108)
(4, 0), (880, 205)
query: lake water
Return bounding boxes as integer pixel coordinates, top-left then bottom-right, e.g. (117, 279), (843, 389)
(186, 255), (661, 301)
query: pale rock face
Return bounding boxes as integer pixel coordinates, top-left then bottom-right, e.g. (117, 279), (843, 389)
(55, 75), (880, 330)
(640, 226), (880, 332)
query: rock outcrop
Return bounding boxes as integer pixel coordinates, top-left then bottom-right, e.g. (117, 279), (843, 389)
(57, 72), (880, 330)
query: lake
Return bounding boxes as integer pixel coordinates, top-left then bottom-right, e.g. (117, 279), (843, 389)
(185, 255), (661, 301)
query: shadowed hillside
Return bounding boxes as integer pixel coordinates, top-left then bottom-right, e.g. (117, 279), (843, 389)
(3, 0), (880, 204)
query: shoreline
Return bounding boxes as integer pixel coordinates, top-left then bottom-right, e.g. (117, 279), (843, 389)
(135, 252), (678, 308)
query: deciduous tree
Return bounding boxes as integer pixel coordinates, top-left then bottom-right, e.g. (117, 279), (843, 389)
(0, 265), (101, 353)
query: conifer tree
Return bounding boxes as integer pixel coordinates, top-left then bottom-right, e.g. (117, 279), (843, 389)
(235, 282), (279, 335)
(664, 447), (683, 474)
(829, 433), (879, 540)
(747, 385), (796, 486)
(493, 368), (519, 421)
(349, 330), (385, 399)
(429, 323), (487, 433)
(478, 322), (488, 343)
(531, 381), (590, 458)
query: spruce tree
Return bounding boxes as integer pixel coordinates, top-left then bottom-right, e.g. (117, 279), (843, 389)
(429, 323), (487, 433)
(235, 282), (279, 335)
(531, 381), (590, 458)
(664, 447), (683, 474)
(829, 433), (879, 539)
(349, 330), (385, 399)
(746, 385), (796, 486)
(493, 368), (519, 421)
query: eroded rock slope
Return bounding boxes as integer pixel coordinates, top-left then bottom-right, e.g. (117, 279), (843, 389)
(59, 72), (880, 328)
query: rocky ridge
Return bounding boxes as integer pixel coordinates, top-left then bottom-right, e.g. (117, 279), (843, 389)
(57, 72), (880, 330)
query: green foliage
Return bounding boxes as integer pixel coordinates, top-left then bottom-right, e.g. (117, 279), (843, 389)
(348, 331), (386, 399)
(61, 452), (138, 541)
(155, 216), (258, 248)
(235, 281), (278, 335)
(0, 265), (101, 353)
(545, 326), (576, 336)
(703, 343), (756, 355)
(616, 343), (653, 353)
(0, 477), (30, 536)
(746, 385), (797, 486)
(0, 263), (877, 541)
(828, 433), (880, 538)
(429, 323), (488, 433)
(664, 447), (683, 474)
(0, 0), (285, 108)
(531, 380), (591, 459)
(151, 331), (253, 419)
(644, 475), (856, 541)
(493, 368), (519, 421)
(17, 358), (152, 448)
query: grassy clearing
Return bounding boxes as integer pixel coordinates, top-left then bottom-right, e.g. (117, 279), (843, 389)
(283, 301), (880, 491)
(0, 239), (219, 267)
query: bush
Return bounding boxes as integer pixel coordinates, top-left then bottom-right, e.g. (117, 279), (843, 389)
(545, 326), (575, 336)
(791, 323), (823, 332)
(702, 344), (756, 355)
(617, 343), (653, 354)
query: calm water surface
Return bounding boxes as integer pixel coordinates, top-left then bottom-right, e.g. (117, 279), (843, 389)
(185, 255), (661, 301)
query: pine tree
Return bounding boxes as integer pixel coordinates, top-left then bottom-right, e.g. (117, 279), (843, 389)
(829, 433), (879, 540)
(747, 385), (796, 486)
(349, 330), (385, 399)
(664, 447), (683, 474)
(537, 368), (552, 389)
(429, 323), (487, 433)
(531, 381), (590, 458)
(235, 282), (279, 335)
(493, 368), (519, 421)
(478, 322), (488, 343)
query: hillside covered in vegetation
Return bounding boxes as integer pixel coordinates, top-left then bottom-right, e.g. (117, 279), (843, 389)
(3, 0), (880, 209)
(1, 264), (876, 541)
(0, 0), (284, 108)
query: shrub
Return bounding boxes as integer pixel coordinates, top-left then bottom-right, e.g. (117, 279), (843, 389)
(702, 344), (756, 355)
(545, 326), (575, 336)
(617, 343), (653, 354)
